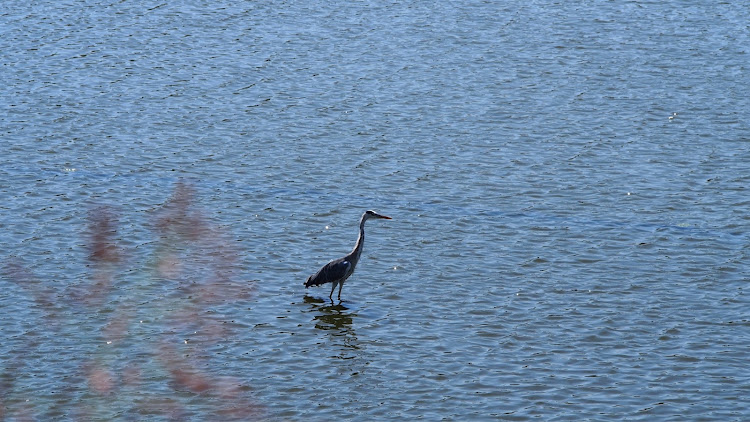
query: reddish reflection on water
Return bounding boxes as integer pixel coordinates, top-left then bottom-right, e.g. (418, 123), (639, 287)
(2, 182), (262, 420)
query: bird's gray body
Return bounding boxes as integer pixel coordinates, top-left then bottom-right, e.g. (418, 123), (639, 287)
(305, 210), (390, 301)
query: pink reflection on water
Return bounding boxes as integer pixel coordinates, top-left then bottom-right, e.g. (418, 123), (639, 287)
(3, 182), (261, 419)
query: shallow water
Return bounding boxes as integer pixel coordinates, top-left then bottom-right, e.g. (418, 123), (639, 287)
(1, 0), (749, 420)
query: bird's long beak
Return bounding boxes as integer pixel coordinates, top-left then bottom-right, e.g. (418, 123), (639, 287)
(376, 213), (392, 220)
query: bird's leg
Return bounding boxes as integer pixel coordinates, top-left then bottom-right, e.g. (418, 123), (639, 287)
(337, 283), (343, 301)
(329, 282), (337, 302)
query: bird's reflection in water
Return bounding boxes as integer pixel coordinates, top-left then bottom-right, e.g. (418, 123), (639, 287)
(303, 295), (360, 356)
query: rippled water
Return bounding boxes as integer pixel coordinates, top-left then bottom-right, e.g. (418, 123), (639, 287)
(2, 1), (749, 420)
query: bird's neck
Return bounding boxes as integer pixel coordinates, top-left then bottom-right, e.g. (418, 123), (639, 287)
(349, 217), (367, 262)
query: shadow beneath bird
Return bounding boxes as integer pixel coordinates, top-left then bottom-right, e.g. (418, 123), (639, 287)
(303, 296), (361, 358)
(303, 295), (357, 332)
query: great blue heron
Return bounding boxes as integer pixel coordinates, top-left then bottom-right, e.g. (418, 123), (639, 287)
(304, 210), (392, 301)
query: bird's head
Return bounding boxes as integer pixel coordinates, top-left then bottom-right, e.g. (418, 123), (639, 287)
(364, 210), (392, 221)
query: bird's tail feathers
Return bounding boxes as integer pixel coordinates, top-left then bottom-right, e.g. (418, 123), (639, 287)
(304, 274), (330, 288)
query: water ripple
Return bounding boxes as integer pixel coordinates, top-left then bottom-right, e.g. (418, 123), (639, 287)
(2, 0), (749, 420)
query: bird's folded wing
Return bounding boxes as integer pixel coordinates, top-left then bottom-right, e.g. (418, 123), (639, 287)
(305, 259), (351, 287)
